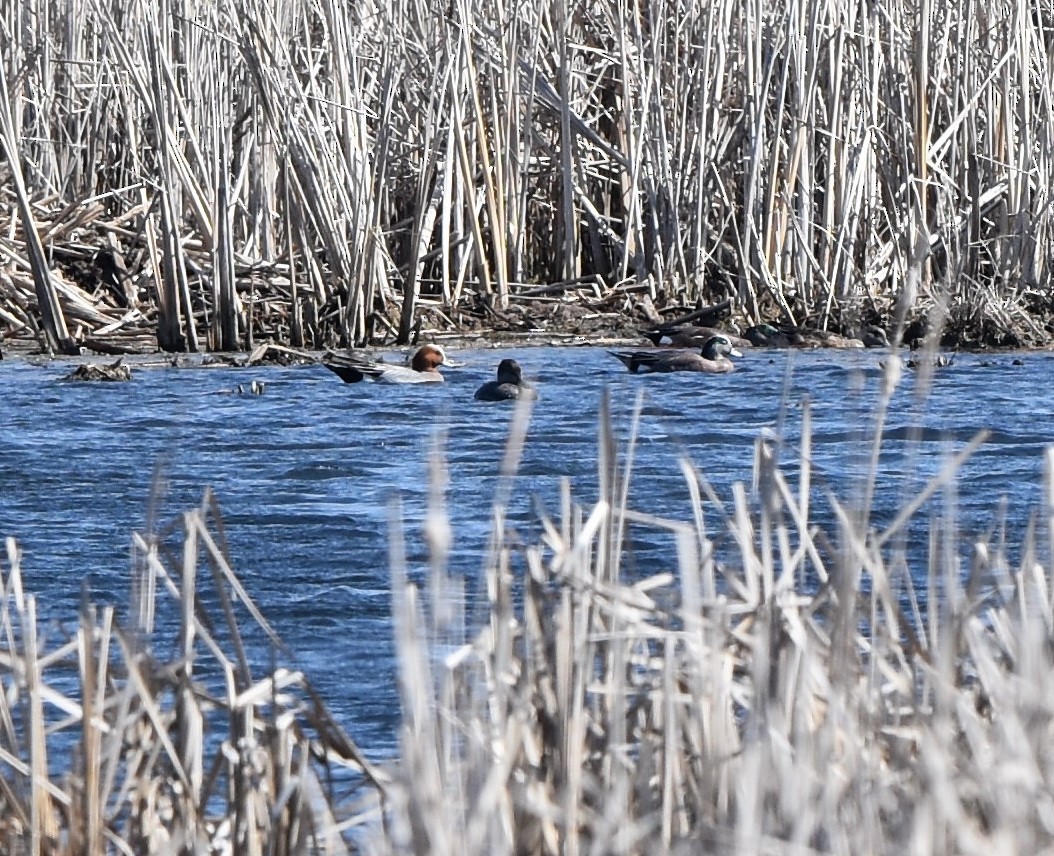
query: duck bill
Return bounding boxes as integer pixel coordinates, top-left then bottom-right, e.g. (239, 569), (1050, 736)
(441, 357), (463, 368)
(729, 347), (743, 358)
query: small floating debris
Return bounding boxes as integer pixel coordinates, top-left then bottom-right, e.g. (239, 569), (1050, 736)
(238, 380), (266, 396)
(906, 352), (954, 370)
(217, 379), (266, 396)
(63, 358), (132, 382)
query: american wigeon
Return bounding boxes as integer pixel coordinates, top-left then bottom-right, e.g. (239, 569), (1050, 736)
(775, 324), (889, 349)
(609, 335), (742, 374)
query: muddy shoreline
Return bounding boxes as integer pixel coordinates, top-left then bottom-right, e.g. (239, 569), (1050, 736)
(5, 291), (1054, 368)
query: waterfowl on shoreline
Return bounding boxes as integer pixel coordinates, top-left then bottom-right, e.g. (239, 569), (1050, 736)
(733, 320), (889, 352)
(766, 324), (889, 350)
(322, 344), (456, 383)
(474, 358), (538, 401)
(817, 331), (867, 349)
(609, 334), (742, 374)
(641, 324), (751, 350)
(743, 323), (797, 348)
(858, 325), (890, 348)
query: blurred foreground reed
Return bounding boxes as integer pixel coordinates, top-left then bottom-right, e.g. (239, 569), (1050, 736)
(2, 366), (1053, 853)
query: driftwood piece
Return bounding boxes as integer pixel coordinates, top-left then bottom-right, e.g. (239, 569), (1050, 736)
(62, 359), (132, 382)
(246, 342), (317, 366)
(80, 334), (155, 355)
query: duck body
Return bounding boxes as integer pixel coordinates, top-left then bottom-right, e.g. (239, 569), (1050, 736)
(642, 324), (750, 350)
(323, 344), (453, 384)
(474, 358), (538, 401)
(815, 331), (866, 349)
(610, 335), (742, 374)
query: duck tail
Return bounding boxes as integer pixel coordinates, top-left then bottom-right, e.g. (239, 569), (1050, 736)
(322, 351), (382, 383)
(608, 350), (641, 373)
(323, 361), (367, 383)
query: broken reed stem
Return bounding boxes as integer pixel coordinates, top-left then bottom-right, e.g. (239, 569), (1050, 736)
(0, 497), (380, 853)
(375, 382), (1054, 853)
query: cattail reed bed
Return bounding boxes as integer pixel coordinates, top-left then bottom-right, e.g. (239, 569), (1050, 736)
(2, 0), (1054, 356)
(4, 376), (1054, 853)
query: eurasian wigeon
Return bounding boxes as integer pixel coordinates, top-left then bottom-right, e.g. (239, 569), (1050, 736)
(323, 344), (457, 384)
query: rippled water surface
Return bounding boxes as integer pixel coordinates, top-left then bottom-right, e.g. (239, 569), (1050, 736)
(3, 345), (1054, 753)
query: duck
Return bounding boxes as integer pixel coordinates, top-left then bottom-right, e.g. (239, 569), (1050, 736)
(322, 344), (456, 383)
(641, 324), (751, 350)
(609, 334), (742, 374)
(858, 325), (890, 348)
(474, 358), (538, 401)
(743, 323), (797, 348)
(815, 331), (866, 349)
(761, 325), (858, 349)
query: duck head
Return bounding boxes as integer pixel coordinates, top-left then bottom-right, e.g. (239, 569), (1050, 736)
(701, 335), (743, 360)
(410, 345), (458, 373)
(495, 358), (524, 384)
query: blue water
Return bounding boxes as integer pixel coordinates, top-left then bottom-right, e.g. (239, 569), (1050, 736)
(2, 345), (1053, 754)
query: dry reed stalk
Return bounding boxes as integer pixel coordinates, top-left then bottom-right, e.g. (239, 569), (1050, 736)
(0, 492), (383, 852)
(397, 65), (448, 345)
(0, 68), (75, 354)
(360, 358), (1054, 853)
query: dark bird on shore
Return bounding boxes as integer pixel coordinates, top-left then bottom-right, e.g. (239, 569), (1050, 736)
(474, 358), (538, 401)
(769, 324), (889, 349)
(859, 325), (890, 348)
(609, 335), (742, 374)
(641, 324), (751, 350)
(323, 344), (457, 384)
(743, 323), (798, 348)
